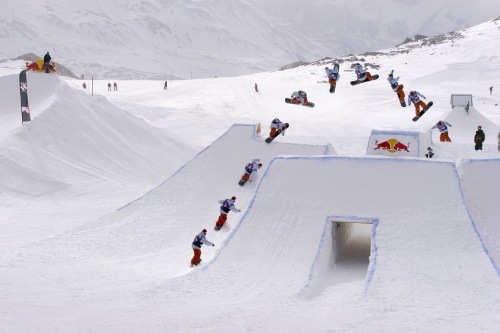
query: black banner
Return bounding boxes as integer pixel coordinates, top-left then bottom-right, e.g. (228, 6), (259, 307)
(19, 70), (31, 123)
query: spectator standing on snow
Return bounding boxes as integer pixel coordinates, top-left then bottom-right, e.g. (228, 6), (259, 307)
(164, 81), (168, 90)
(474, 125), (485, 151)
(490, 86), (493, 95)
(113, 82), (118, 91)
(108, 83), (112, 91)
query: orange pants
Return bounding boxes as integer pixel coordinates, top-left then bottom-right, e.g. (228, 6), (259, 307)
(191, 248), (201, 265)
(413, 100), (428, 116)
(440, 132), (451, 142)
(215, 213), (227, 227)
(365, 72), (373, 81)
(328, 78), (337, 88)
(396, 84), (405, 102)
(241, 173), (250, 181)
(270, 128), (277, 137)
(291, 97), (309, 105)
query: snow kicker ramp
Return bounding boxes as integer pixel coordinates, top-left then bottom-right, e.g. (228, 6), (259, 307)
(191, 156), (499, 330)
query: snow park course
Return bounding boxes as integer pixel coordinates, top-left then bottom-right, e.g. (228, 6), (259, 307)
(1, 17), (500, 333)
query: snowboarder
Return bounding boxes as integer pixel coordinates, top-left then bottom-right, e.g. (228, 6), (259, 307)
(490, 86), (493, 95)
(474, 126), (485, 151)
(265, 118), (289, 143)
(239, 158), (263, 186)
(113, 82), (118, 91)
(431, 120), (452, 142)
(255, 83), (258, 92)
(107, 83), (112, 91)
(43, 52), (51, 73)
(191, 229), (214, 267)
(214, 196), (241, 230)
(164, 81), (168, 90)
(408, 90), (428, 117)
(325, 64), (340, 93)
(82, 82), (87, 89)
(353, 63), (373, 83)
(387, 70), (406, 107)
(290, 90), (309, 105)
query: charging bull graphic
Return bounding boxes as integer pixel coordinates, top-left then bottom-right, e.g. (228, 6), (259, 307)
(374, 139), (410, 153)
(25, 59), (56, 73)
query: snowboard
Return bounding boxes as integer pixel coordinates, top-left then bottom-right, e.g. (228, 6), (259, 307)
(214, 225), (222, 231)
(265, 136), (275, 143)
(329, 86), (336, 94)
(400, 100), (407, 107)
(412, 101), (434, 122)
(238, 179), (247, 186)
(285, 98), (315, 108)
(350, 74), (379, 86)
(190, 259), (202, 267)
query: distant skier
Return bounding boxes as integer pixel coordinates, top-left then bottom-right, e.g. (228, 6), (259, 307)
(43, 52), (51, 73)
(255, 83), (258, 92)
(239, 158), (263, 186)
(113, 82), (118, 91)
(265, 118), (289, 143)
(214, 196), (241, 230)
(387, 70), (406, 107)
(490, 86), (493, 95)
(431, 120), (452, 142)
(474, 126), (485, 151)
(290, 90), (309, 105)
(82, 82), (87, 89)
(164, 81), (168, 90)
(190, 229), (214, 267)
(497, 131), (500, 152)
(408, 90), (428, 117)
(354, 63), (373, 83)
(325, 64), (340, 93)
(108, 83), (112, 91)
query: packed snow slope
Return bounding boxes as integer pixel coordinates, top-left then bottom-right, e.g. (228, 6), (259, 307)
(0, 72), (196, 250)
(1, 17), (500, 332)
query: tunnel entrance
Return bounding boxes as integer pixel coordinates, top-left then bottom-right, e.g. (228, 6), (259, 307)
(331, 220), (372, 284)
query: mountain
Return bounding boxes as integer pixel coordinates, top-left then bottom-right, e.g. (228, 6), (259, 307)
(0, 0), (498, 79)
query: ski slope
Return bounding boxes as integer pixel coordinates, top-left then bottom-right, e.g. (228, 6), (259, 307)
(0, 18), (499, 332)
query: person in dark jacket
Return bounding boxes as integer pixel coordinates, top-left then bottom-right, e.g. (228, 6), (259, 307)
(191, 229), (214, 267)
(474, 126), (485, 150)
(43, 52), (51, 73)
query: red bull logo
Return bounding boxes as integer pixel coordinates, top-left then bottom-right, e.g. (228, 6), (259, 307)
(374, 139), (410, 153)
(25, 59), (56, 73)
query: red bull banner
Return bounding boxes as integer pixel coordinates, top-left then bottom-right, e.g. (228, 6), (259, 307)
(25, 58), (56, 73)
(367, 130), (432, 158)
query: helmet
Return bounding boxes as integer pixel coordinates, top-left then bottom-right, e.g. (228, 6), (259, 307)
(410, 91), (415, 96)
(438, 121), (442, 125)
(202, 229), (207, 233)
(258, 163), (263, 167)
(355, 63), (360, 66)
(325, 67), (329, 70)
(273, 118), (280, 123)
(231, 196), (236, 200)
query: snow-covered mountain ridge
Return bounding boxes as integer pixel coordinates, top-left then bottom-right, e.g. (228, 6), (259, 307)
(0, 0), (498, 79)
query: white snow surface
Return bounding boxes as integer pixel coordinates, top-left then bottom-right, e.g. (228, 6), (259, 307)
(1, 18), (500, 332)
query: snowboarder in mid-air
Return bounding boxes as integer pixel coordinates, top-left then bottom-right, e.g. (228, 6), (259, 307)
(214, 196), (241, 230)
(325, 64), (340, 93)
(265, 118), (289, 143)
(387, 70), (406, 107)
(431, 120), (452, 142)
(350, 63), (379, 85)
(191, 229), (214, 267)
(239, 158), (263, 186)
(285, 90), (314, 107)
(409, 90), (433, 121)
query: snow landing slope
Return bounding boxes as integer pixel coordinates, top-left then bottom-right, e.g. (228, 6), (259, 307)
(0, 73), (196, 249)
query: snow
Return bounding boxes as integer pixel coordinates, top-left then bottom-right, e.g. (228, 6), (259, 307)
(0, 18), (499, 332)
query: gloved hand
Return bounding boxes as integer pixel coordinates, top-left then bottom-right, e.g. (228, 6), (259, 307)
(238, 209), (241, 213)
(212, 244), (215, 247)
